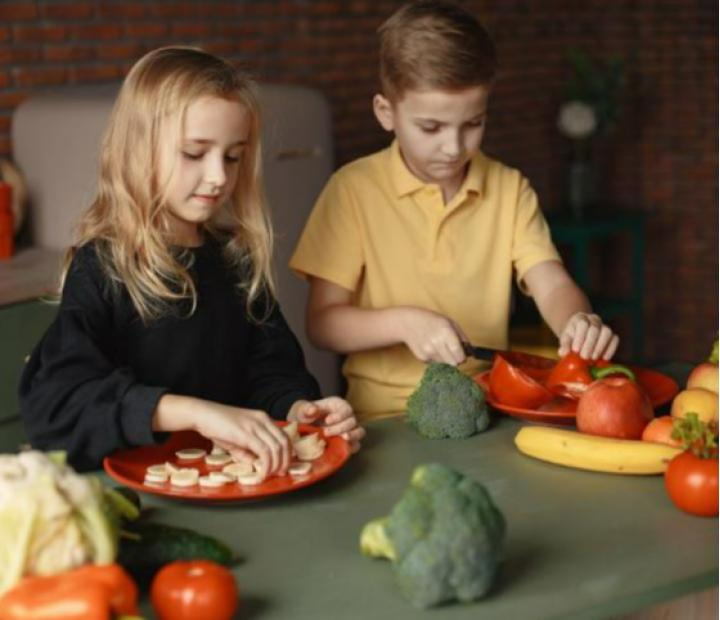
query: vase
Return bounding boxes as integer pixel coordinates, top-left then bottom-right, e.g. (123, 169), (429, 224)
(567, 160), (595, 220)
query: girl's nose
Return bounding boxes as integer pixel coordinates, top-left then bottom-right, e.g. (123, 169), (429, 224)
(205, 154), (227, 189)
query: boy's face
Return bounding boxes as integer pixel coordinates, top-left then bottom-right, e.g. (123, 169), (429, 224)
(158, 95), (249, 246)
(374, 85), (489, 194)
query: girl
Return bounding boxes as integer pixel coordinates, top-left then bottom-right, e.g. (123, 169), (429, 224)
(19, 47), (365, 474)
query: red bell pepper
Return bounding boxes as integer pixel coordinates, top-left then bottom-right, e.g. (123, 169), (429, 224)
(488, 353), (554, 409)
(0, 563), (139, 620)
(546, 352), (635, 399)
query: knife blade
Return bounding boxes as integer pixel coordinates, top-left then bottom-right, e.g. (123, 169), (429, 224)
(461, 342), (498, 362)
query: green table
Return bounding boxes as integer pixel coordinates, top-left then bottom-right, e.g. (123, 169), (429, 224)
(103, 415), (715, 620)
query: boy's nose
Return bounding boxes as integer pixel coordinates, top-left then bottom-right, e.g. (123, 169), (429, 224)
(441, 134), (463, 158)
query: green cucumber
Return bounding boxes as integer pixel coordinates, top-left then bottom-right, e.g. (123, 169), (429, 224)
(118, 521), (239, 586)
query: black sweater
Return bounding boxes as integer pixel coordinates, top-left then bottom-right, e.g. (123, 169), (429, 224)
(19, 238), (320, 471)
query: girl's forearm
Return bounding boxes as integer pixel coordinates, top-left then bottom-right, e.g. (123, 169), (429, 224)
(152, 394), (206, 432)
(308, 305), (406, 353)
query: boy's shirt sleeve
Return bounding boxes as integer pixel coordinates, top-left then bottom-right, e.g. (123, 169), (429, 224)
(18, 246), (167, 471)
(511, 175), (562, 293)
(290, 171), (364, 292)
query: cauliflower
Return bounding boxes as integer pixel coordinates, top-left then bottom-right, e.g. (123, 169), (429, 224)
(0, 451), (123, 593)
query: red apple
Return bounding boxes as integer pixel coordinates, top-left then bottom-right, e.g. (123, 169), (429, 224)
(576, 377), (653, 439)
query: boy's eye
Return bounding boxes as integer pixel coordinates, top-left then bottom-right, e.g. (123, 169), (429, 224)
(467, 118), (485, 128)
(182, 151), (204, 160)
(419, 125), (440, 134)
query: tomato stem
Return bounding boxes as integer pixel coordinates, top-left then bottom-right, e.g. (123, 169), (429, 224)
(590, 365), (636, 382)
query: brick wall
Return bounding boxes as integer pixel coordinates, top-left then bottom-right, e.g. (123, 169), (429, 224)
(0, 0), (717, 363)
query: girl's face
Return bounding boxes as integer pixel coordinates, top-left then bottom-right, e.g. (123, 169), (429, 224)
(159, 95), (250, 246)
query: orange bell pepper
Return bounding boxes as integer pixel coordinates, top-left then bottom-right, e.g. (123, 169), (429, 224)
(0, 563), (139, 620)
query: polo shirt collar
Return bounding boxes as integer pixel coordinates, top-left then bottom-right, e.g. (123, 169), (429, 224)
(389, 139), (484, 199)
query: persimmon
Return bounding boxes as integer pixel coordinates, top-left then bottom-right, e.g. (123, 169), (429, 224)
(641, 416), (682, 448)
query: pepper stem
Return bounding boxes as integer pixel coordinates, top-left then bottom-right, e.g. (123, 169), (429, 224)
(590, 364), (636, 381)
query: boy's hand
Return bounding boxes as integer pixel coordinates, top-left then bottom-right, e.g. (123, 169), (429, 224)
(398, 307), (467, 365)
(287, 397), (365, 453)
(558, 312), (619, 360)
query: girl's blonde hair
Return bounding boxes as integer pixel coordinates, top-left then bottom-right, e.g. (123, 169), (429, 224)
(63, 46), (274, 322)
(378, 0), (497, 102)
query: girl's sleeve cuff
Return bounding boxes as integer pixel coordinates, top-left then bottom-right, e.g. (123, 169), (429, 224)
(120, 385), (169, 446)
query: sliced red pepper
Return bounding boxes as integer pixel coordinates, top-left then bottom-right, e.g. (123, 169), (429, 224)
(488, 353), (554, 409)
(0, 563), (139, 620)
(546, 352), (635, 399)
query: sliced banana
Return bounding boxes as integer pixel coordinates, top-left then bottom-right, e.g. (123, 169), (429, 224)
(222, 462), (254, 479)
(199, 474), (229, 488)
(236, 471), (266, 486)
(170, 468), (199, 487)
(146, 463), (168, 477)
(289, 461), (312, 477)
(209, 471), (235, 484)
(165, 461), (181, 474)
(294, 433), (326, 461)
(205, 453), (233, 467)
(210, 444), (229, 456)
(175, 448), (206, 461)
(144, 471), (169, 484)
(283, 421), (301, 443)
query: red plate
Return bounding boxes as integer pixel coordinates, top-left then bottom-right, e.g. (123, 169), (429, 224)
(103, 423), (351, 503)
(474, 365), (679, 426)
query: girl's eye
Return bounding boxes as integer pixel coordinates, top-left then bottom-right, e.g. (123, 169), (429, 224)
(420, 126), (440, 134)
(467, 118), (485, 128)
(182, 151), (204, 160)
(224, 154), (240, 163)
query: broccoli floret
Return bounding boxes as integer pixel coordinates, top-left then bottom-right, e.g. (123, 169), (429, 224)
(406, 363), (489, 439)
(360, 463), (506, 609)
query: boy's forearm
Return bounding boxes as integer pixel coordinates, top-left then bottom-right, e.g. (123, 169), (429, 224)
(534, 282), (592, 337)
(308, 305), (405, 353)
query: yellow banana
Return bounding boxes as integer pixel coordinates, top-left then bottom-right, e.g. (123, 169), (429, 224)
(514, 426), (682, 475)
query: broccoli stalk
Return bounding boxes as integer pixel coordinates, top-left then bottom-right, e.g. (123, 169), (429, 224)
(406, 363), (489, 439)
(360, 463), (506, 609)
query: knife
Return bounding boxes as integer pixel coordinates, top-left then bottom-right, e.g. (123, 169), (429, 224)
(461, 342), (498, 362)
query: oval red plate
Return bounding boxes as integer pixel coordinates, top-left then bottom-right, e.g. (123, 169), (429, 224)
(103, 423), (351, 503)
(474, 365), (679, 426)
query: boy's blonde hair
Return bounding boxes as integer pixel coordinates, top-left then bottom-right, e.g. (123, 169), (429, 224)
(378, 0), (497, 101)
(64, 46), (274, 322)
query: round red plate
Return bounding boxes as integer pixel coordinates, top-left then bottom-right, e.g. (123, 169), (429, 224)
(103, 423), (351, 503)
(474, 365), (679, 426)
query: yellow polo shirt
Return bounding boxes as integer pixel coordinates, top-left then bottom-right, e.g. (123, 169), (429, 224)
(290, 141), (561, 420)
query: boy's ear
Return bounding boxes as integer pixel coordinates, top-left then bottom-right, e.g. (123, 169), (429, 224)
(373, 94), (395, 132)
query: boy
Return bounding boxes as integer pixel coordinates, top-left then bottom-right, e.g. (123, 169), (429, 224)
(290, 0), (618, 419)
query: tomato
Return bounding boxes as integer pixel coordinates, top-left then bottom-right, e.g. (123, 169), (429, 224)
(576, 377), (653, 439)
(664, 451), (719, 517)
(488, 353), (553, 409)
(642, 416), (682, 447)
(151, 560), (239, 620)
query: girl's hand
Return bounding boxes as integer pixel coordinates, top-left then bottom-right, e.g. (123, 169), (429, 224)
(558, 312), (619, 360)
(195, 403), (292, 479)
(287, 397), (366, 453)
(397, 307), (467, 365)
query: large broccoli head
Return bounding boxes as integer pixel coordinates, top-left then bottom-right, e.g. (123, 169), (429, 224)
(406, 363), (489, 439)
(360, 463), (506, 609)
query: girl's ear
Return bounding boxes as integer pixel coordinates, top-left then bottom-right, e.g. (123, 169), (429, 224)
(373, 94), (395, 132)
